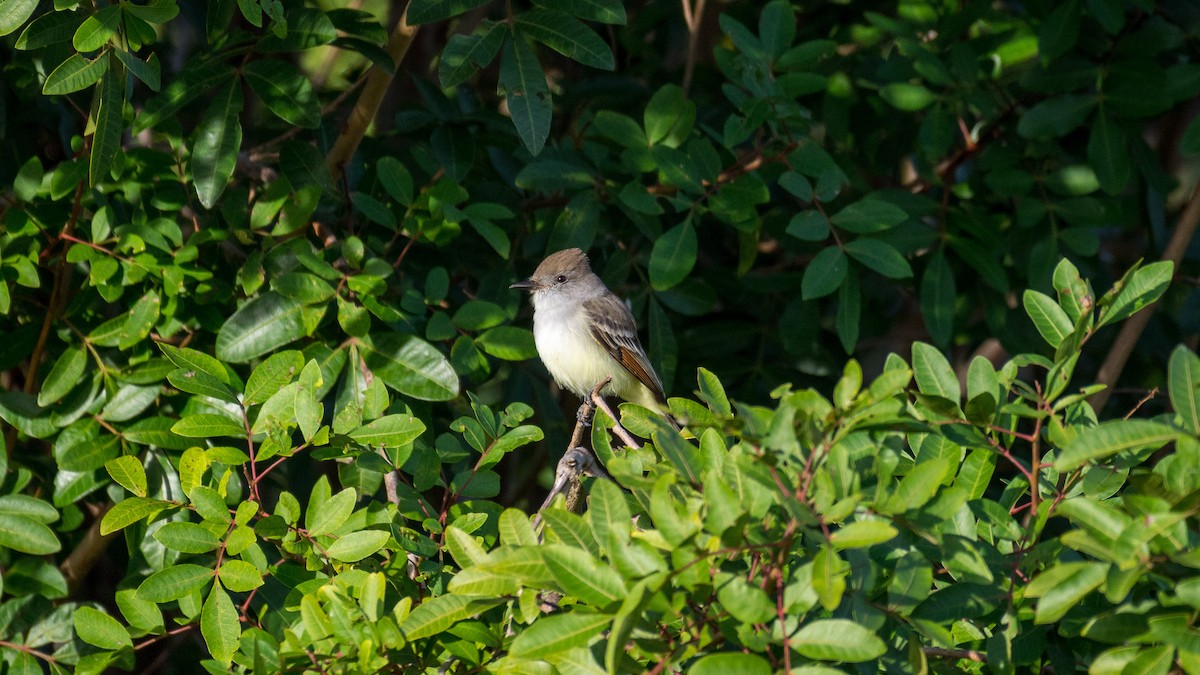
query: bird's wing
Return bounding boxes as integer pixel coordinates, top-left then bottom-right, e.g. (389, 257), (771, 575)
(583, 293), (667, 403)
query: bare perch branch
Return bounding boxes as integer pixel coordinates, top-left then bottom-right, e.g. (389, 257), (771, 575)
(325, 4), (418, 175)
(1090, 183), (1200, 412)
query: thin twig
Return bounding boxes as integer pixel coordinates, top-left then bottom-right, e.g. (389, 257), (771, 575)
(681, 0), (707, 94)
(1090, 182), (1200, 412)
(590, 392), (641, 450)
(59, 502), (115, 596)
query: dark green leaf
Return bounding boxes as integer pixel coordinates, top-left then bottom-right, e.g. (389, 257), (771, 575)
(408, 0), (490, 25)
(440, 25), (505, 88)
(114, 49), (161, 91)
(830, 199), (908, 233)
(517, 10), (614, 71)
(243, 59), (320, 128)
(16, 10), (84, 49)
(537, 0), (625, 24)
(1088, 112), (1129, 195)
(649, 222), (697, 291)
(801, 247), (847, 300)
(192, 79), (243, 208)
(216, 292), (310, 363)
(280, 140), (336, 193)
(500, 34), (551, 155)
(364, 333), (459, 401)
(1017, 94), (1095, 139)
(920, 249), (955, 347)
(844, 238), (912, 279)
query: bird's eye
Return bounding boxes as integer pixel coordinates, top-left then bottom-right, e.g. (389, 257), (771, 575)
(555, 274), (568, 284)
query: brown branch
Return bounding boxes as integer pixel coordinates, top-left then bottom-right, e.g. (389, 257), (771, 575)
(60, 502), (116, 596)
(1090, 182), (1200, 412)
(325, 4), (419, 175)
(590, 391), (641, 450)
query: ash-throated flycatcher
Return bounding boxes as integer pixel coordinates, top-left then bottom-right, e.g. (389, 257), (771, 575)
(511, 248), (676, 425)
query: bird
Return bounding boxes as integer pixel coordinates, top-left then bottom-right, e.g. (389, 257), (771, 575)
(510, 248), (676, 427)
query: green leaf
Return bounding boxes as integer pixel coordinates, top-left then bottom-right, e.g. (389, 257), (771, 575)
(135, 60), (235, 133)
(794, 619), (887, 662)
(38, 346), (86, 406)
(74, 607), (132, 651)
(113, 49), (161, 91)
(0, 0), (38, 37)
(159, 343), (229, 383)
(73, 5), (120, 51)
(0, 513), (61, 554)
(542, 545), (627, 607)
(1098, 261), (1173, 328)
(348, 414), (426, 448)
(1168, 345), (1200, 435)
(138, 564), (214, 602)
(689, 654), (772, 675)
(509, 611), (610, 659)
(517, 9), (614, 71)
(16, 8), (82, 48)
(912, 341), (960, 403)
(192, 79), (243, 208)
(1088, 112), (1129, 195)
(836, 272), (861, 353)
(1054, 420), (1183, 471)
(408, 0), (490, 25)
(117, 290), (161, 349)
(716, 573), (775, 624)
(243, 59), (320, 128)
(307, 486), (356, 537)
(101, 497), (172, 535)
(173, 413), (245, 439)
(280, 139), (336, 193)
(154, 521), (221, 554)
(801, 247), (847, 300)
(649, 221), (697, 291)
(217, 559), (263, 591)
(401, 594), (503, 640)
(830, 520), (898, 549)
(43, 53), (109, 95)
(844, 238), (912, 279)
(1037, 0), (1081, 61)
(920, 249), (955, 347)
(440, 26), (505, 88)
(644, 84), (693, 147)
(500, 34), (552, 155)
(1022, 289), (1074, 349)
(881, 82), (937, 111)
(829, 199), (908, 234)
(326, 530), (390, 562)
(538, 0), (626, 24)
(105, 455), (148, 497)
(216, 292), (310, 363)
(201, 584), (240, 666)
(244, 350), (303, 405)
(1018, 94), (1095, 139)
(1028, 561), (1107, 623)
(377, 156), (414, 205)
(90, 57), (124, 186)
(364, 333), (459, 401)
(786, 211), (829, 241)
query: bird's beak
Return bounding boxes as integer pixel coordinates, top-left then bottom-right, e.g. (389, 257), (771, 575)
(510, 278), (538, 291)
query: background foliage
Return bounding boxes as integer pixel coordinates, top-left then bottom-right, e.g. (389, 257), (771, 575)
(1, 0), (1199, 672)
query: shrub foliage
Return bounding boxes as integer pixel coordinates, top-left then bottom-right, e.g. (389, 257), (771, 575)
(1, 0), (1198, 672)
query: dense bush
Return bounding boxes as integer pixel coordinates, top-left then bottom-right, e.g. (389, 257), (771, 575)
(1, 0), (1198, 672)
